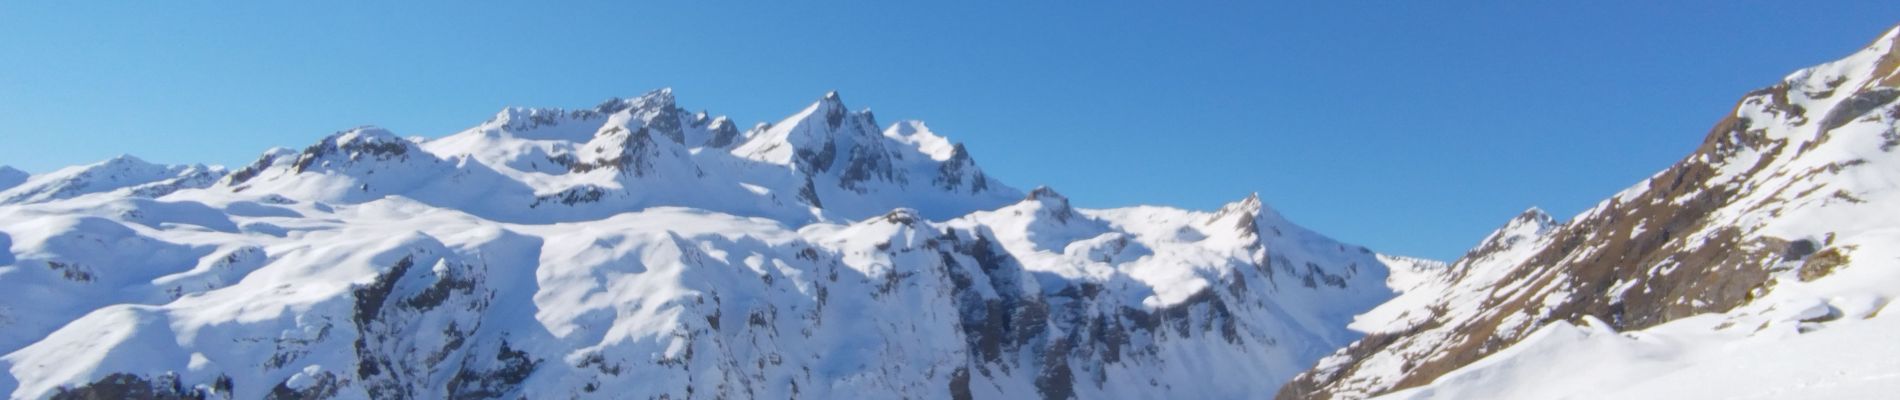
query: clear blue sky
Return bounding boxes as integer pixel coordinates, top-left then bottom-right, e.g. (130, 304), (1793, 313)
(2, 2), (1897, 261)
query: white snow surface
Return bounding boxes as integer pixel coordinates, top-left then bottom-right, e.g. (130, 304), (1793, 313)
(1378, 238), (1900, 400)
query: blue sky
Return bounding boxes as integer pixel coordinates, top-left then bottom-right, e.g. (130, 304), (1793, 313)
(2, 2), (1897, 260)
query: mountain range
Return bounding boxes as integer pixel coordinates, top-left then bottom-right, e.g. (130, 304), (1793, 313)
(2, 23), (1898, 400)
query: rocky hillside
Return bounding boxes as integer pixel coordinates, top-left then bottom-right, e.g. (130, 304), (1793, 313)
(1281, 24), (1900, 400)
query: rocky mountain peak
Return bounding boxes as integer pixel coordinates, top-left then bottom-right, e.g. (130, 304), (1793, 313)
(479, 89), (685, 144)
(1206, 193), (1267, 226)
(568, 124), (696, 178)
(733, 92), (885, 167)
(1511, 206), (1553, 224)
(1024, 185), (1066, 202)
(1464, 206), (1557, 256)
(586, 88), (678, 115)
(1022, 184), (1071, 206)
(702, 116), (743, 149)
(1014, 186), (1077, 224)
(291, 126), (422, 173)
(810, 91), (851, 129)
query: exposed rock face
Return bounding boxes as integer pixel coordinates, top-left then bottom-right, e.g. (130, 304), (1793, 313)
(1280, 24), (1900, 400)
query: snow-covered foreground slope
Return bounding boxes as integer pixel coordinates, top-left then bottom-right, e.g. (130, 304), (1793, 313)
(1379, 299), (1900, 400)
(1283, 24), (1900, 400)
(0, 92), (1398, 399)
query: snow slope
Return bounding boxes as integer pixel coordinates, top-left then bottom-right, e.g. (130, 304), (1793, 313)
(1284, 24), (1900, 400)
(0, 91), (1400, 399)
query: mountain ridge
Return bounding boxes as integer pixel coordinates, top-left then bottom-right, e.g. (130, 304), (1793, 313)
(0, 89), (1398, 399)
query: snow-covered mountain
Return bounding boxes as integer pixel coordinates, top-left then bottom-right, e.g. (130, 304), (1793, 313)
(1281, 24), (1900, 400)
(0, 91), (1399, 399)
(0, 156), (225, 206)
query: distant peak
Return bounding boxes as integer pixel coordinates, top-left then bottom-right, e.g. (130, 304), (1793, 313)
(879, 208), (923, 225)
(1019, 186), (1078, 223)
(284, 126), (423, 174)
(1026, 186), (1067, 202)
(1214, 192), (1264, 216)
(334, 126), (401, 144)
(102, 154), (152, 165)
(1511, 206), (1557, 226)
(812, 91), (848, 112)
(636, 87), (676, 104)
(347, 125), (394, 134)
(1463, 206), (1560, 260)
(1239, 192), (1262, 209)
(589, 88), (679, 115)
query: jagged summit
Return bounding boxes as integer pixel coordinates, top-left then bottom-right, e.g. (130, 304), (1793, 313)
(1205, 192), (1289, 237)
(1514, 206), (1551, 222)
(732, 91), (881, 168)
(817, 90), (845, 112)
(1012, 185), (1082, 225)
(1024, 185), (1067, 202)
(1457, 206), (1558, 260)
(1211, 192), (1264, 218)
